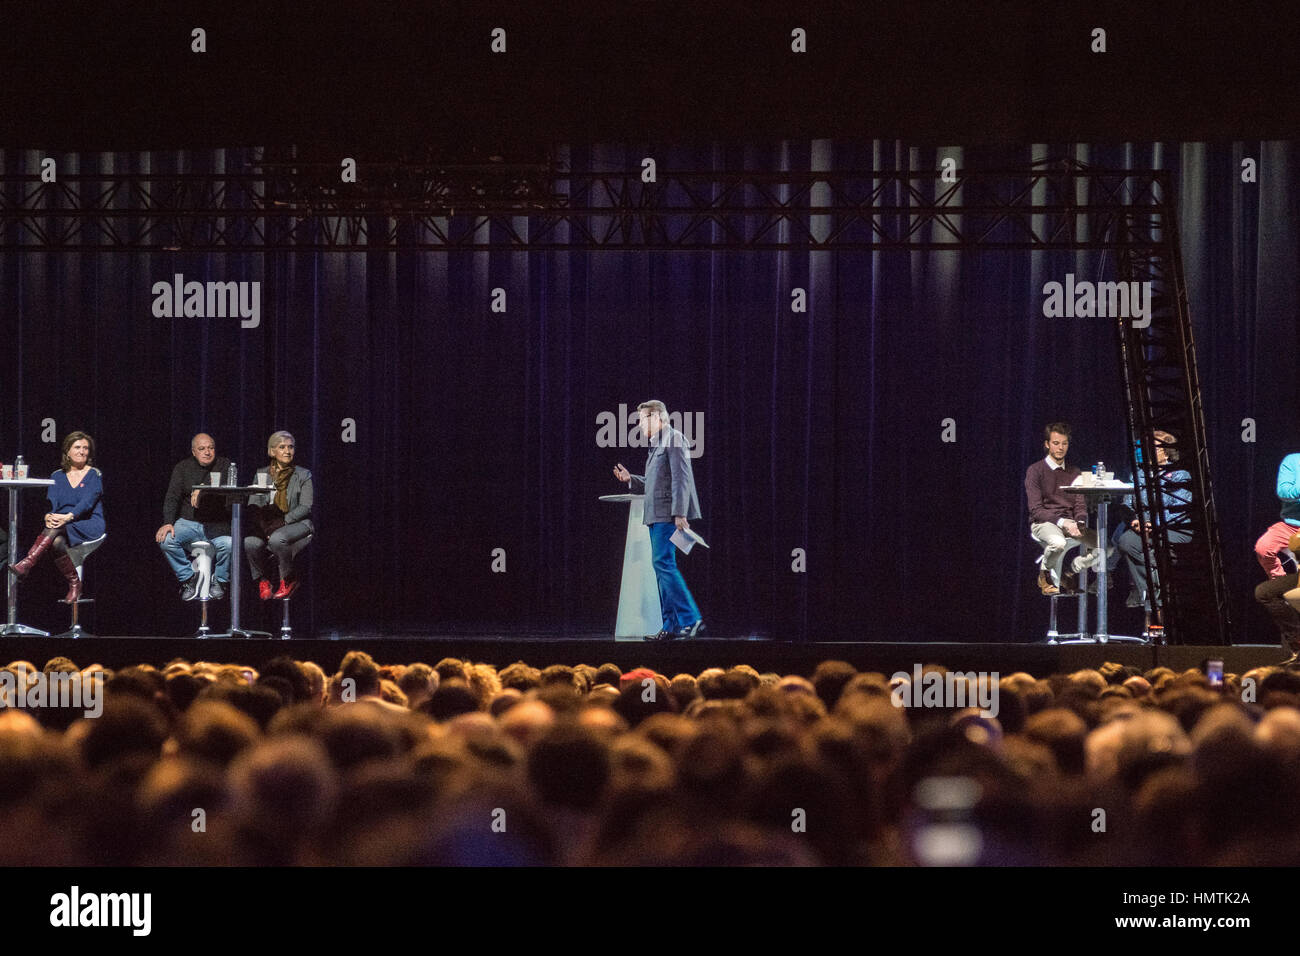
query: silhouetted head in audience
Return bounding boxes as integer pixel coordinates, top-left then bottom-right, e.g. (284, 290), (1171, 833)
(79, 697), (170, 771)
(421, 681), (480, 722)
(434, 658), (469, 684)
(199, 682), (284, 731)
(527, 722), (612, 812)
(259, 656), (312, 706)
(398, 663), (437, 709)
(500, 698), (556, 747)
(613, 675), (676, 727)
(1023, 708), (1089, 776)
(811, 660), (858, 709)
(466, 664), (502, 708)
(668, 673), (700, 711)
(379, 680), (409, 708)
(499, 662), (541, 692)
(228, 735), (338, 864)
(299, 661), (327, 705)
(43, 656), (78, 675)
(177, 700), (261, 768)
(338, 651), (382, 700)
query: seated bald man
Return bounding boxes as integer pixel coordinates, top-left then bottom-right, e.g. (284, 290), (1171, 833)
(155, 433), (233, 601)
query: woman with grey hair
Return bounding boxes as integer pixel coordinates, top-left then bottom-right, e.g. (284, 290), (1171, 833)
(243, 430), (314, 600)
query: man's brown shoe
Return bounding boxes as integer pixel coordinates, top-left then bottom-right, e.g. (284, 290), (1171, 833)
(1038, 570), (1059, 595)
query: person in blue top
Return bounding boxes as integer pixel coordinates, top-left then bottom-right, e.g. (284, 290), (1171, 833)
(1113, 430), (1191, 611)
(11, 431), (105, 603)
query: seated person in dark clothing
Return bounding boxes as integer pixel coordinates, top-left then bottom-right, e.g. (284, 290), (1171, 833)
(1112, 430), (1193, 611)
(156, 433), (233, 601)
(1257, 530), (1300, 666)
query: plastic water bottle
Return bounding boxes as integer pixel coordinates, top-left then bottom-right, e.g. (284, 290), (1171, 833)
(14, 455), (27, 479)
(226, 462), (237, 486)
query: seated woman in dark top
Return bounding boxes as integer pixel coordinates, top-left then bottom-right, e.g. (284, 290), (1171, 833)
(244, 430), (314, 600)
(12, 431), (105, 603)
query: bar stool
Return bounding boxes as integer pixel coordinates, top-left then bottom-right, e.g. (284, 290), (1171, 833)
(277, 534), (312, 640)
(1044, 566), (1090, 643)
(189, 540), (215, 638)
(56, 534), (106, 640)
(1034, 533), (1089, 643)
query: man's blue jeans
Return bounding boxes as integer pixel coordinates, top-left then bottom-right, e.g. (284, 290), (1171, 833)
(160, 518), (231, 583)
(648, 521), (701, 631)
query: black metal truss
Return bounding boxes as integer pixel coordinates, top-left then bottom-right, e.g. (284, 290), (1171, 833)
(0, 157), (1172, 253)
(1116, 207), (1231, 646)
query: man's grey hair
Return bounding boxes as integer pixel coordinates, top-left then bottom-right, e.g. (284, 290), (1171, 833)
(637, 400), (669, 422)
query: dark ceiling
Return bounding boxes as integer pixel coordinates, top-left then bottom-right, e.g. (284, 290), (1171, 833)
(2, 0), (1296, 151)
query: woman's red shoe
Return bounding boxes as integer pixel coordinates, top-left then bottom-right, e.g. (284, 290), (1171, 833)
(273, 579), (299, 600)
(258, 580), (273, 601)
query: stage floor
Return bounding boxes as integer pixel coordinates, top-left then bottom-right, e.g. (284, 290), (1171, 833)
(0, 632), (1286, 678)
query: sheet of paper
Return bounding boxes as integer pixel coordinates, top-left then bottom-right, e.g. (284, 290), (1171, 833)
(671, 527), (709, 554)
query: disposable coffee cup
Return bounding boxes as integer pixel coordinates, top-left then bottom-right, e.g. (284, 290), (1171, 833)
(258, 473), (270, 487)
(0, 465), (12, 480)
(14, 464), (27, 479)
(210, 472), (221, 486)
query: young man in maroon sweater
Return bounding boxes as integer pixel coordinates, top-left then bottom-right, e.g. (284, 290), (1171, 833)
(1025, 422), (1103, 594)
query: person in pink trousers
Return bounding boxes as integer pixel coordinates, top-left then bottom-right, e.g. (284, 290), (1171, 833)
(1256, 453), (1300, 579)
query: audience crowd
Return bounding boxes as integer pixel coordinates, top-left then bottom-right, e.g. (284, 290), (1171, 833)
(1, 652), (1296, 865)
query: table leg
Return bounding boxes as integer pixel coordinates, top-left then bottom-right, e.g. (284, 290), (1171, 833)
(3, 487), (49, 637)
(1096, 496), (1109, 643)
(1078, 544), (1089, 641)
(228, 497), (271, 639)
(230, 500), (242, 633)
(5, 488), (14, 627)
(1076, 565), (1087, 639)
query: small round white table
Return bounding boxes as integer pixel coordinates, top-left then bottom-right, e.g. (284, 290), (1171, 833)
(1, 477), (56, 637)
(1063, 482), (1147, 644)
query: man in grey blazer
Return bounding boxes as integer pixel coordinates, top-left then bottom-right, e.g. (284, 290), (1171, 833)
(613, 400), (704, 640)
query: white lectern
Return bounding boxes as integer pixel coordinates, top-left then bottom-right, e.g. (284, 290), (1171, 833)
(600, 494), (663, 638)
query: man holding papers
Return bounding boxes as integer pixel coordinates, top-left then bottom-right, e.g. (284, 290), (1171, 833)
(613, 400), (705, 640)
